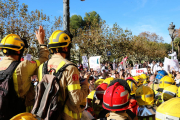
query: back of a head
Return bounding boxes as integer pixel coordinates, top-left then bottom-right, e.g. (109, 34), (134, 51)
(0, 34), (28, 59)
(102, 79), (131, 111)
(159, 75), (175, 90)
(48, 30), (73, 60)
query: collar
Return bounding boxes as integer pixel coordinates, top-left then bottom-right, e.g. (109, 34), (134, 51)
(2, 56), (16, 61)
(51, 54), (64, 59)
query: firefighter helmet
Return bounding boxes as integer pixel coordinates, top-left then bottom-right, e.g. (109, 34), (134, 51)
(156, 98), (180, 120)
(135, 85), (154, 106)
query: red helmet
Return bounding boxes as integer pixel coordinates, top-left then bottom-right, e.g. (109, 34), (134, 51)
(103, 82), (130, 111)
(95, 83), (108, 100)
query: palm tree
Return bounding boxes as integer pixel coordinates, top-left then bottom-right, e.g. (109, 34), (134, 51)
(174, 37), (180, 60)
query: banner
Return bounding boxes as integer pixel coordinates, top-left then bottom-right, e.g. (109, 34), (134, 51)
(164, 57), (179, 72)
(82, 56), (88, 68)
(131, 68), (148, 76)
(89, 56), (101, 71)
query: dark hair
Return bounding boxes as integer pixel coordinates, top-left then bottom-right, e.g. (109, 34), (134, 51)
(50, 48), (63, 53)
(2, 49), (19, 56)
(88, 76), (94, 82)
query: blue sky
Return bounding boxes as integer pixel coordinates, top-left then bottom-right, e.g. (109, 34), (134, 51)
(18, 0), (180, 43)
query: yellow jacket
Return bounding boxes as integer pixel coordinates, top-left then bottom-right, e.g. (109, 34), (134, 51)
(38, 54), (89, 120)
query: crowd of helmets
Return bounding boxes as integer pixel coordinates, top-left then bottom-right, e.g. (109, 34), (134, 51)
(80, 66), (180, 120)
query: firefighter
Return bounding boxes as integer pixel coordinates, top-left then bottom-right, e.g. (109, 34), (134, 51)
(0, 26), (49, 119)
(135, 85), (156, 120)
(38, 30), (89, 120)
(101, 79), (137, 120)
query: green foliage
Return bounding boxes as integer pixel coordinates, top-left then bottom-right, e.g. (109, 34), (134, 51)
(0, 0), (169, 62)
(0, 0), (62, 58)
(70, 15), (83, 30)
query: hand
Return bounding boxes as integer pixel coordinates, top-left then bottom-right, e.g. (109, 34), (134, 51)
(81, 73), (90, 86)
(35, 26), (45, 45)
(80, 78), (88, 86)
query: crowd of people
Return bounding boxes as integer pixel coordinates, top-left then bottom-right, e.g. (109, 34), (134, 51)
(0, 26), (179, 120)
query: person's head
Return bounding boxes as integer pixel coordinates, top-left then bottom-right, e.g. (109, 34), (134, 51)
(126, 73), (132, 78)
(88, 76), (95, 85)
(48, 30), (73, 60)
(149, 75), (155, 82)
(0, 34), (28, 61)
(135, 85), (155, 106)
(159, 62), (163, 67)
(102, 79), (131, 111)
(105, 62), (108, 67)
(80, 70), (85, 78)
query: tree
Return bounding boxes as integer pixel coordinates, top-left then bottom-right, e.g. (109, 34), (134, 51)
(84, 11), (101, 28)
(174, 37), (180, 59)
(70, 15), (83, 36)
(0, 0), (63, 58)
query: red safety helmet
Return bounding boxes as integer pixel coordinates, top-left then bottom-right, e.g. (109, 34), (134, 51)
(95, 83), (108, 100)
(103, 82), (130, 111)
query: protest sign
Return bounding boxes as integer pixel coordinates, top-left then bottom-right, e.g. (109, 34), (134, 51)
(131, 68), (148, 76)
(89, 56), (101, 71)
(82, 56), (88, 68)
(164, 57), (179, 72)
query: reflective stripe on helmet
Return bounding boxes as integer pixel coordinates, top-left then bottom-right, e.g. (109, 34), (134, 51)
(163, 90), (176, 97)
(14, 37), (24, 42)
(131, 82), (133, 92)
(67, 84), (81, 91)
(96, 91), (105, 94)
(164, 81), (173, 84)
(156, 111), (179, 120)
(120, 90), (128, 97)
(136, 94), (153, 99)
(53, 32), (65, 42)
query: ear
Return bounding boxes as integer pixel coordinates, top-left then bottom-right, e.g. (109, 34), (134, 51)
(63, 47), (68, 52)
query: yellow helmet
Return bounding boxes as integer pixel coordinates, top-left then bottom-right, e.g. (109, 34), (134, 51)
(133, 76), (143, 86)
(48, 30), (71, 48)
(168, 73), (175, 80)
(103, 77), (114, 85)
(94, 79), (104, 88)
(126, 79), (137, 95)
(10, 113), (41, 120)
(87, 90), (95, 100)
(159, 75), (175, 90)
(162, 85), (178, 101)
(135, 85), (154, 106)
(140, 74), (149, 84)
(177, 87), (180, 97)
(156, 98), (180, 120)
(0, 34), (27, 51)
